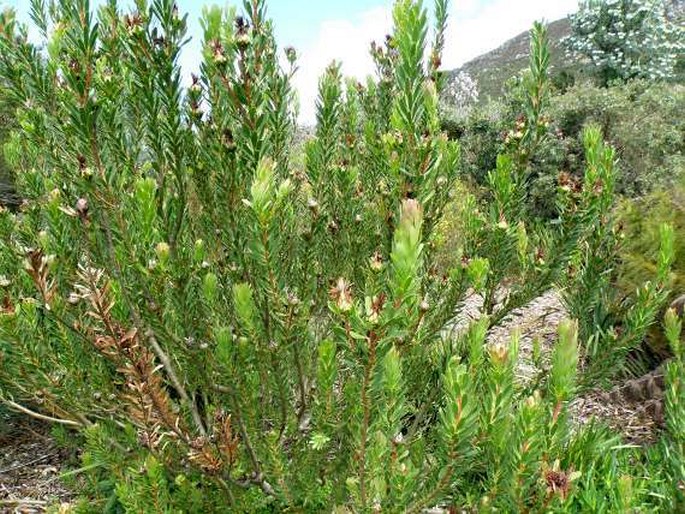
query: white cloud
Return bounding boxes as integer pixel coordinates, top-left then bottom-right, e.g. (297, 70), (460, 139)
(293, 4), (393, 126)
(442, 0), (578, 69)
(293, 0), (579, 125)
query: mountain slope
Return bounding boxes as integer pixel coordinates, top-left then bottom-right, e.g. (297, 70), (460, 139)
(446, 17), (573, 102)
(446, 0), (685, 102)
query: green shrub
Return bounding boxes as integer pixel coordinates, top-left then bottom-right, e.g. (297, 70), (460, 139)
(618, 179), (685, 297)
(550, 79), (685, 196)
(445, 73), (569, 220)
(615, 176), (685, 363)
(0, 1), (683, 511)
(448, 101), (506, 186)
(0, 77), (17, 207)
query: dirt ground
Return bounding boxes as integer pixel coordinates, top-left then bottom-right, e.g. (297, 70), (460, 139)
(0, 414), (76, 514)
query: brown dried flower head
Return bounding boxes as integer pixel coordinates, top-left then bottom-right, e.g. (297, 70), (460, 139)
(369, 251), (384, 271)
(329, 277), (353, 312)
(544, 459), (580, 500)
(366, 292), (386, 323)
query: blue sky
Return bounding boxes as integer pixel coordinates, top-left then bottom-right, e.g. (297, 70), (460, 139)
(1, 0), (579, 124)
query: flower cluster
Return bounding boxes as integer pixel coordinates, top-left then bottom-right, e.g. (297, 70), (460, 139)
(441, 70), (479, 119)
(565, 0), (685, 83)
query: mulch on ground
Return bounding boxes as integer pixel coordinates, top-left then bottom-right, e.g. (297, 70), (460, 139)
(0, 414), (76, 513)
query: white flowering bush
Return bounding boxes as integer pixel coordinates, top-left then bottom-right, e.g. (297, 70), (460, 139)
(565, 0), (685, 84)
(440, 70), (479, 119)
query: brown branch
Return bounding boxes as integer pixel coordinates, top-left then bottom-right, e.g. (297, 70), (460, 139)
(145, 329), (207, 436)
(219, 382), (276, 497)
(83, 84), (207, 438)
(358, 331), (378, 509)
(257, 225), (289, 443)
(285, 305), (307, 425)
(406, 462), (455, 514)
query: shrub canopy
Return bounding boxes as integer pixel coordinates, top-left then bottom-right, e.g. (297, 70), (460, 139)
(0, 1), (683, 511)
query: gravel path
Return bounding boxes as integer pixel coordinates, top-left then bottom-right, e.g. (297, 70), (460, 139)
(448, 288), (566, 383)
(450, 288), (665, 444)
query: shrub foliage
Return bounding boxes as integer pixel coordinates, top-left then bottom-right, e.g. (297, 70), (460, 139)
(565, 0), (685, 85)
(452, 78), (685, 219)
(0, 0), (683, 511)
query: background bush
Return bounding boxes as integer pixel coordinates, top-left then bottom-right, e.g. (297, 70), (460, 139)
(550, 79), (685, 196)
(449, 78), (685, 220)
(615, 175), (685, 362)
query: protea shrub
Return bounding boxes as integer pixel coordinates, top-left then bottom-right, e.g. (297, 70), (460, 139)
(0, 0), (682, 511)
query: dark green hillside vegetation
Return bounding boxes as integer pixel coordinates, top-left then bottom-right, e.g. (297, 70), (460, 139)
(550, 80), (685, 196)
(0, 0), (683, 512)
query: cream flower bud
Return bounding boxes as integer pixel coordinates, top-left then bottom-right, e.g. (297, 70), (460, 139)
(155, 242), (170, 263)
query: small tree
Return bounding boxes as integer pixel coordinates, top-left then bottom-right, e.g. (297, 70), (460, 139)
(565, 0), (685, 84)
